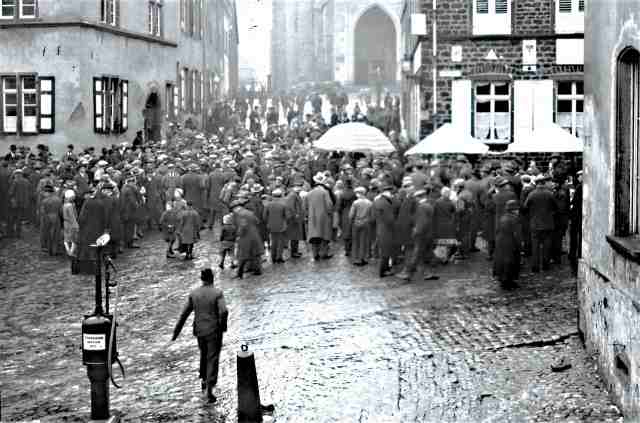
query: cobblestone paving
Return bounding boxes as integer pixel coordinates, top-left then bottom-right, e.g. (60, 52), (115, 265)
(0, 226), (624, 422)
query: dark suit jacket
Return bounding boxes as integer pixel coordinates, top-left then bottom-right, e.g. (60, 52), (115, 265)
(263, 199), (289, 233)
(524, 187), (558, 231)
(173, 285), (228, 339)
(413, 199), (435, 242)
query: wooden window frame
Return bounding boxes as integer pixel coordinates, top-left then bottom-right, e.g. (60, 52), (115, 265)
(20, 74), (38, 135)
(472, 81), (512, 143)
(38, 76), (54, 133)
(100, 0), (119, 27)
(555, 81), (584, 137)
(0, 73), (53, 135)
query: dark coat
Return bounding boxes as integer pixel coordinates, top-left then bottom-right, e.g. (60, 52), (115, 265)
(413, 199), (435, 244)
(434, 197), (456, 239)
(181, 172), (205, 211)
(372, 194), (396, 257)
(178, 207), (201, 245)
(234, 207), (264, 261)
(306, 185), (333, 241)
(493, 212), (522, 282)
(172, 285), (228, 339)
(9, 175), (31, 209)
(284, 191), (304, 241)
(40, 193), (63, 255)
(396, 195), (417, 246)
(493, 188), (519, 230)
(77, 197), (108, 261)
(207, 170), (228, 212)
(524, 187), (558, 231)
(102, 195), (123, 243)
(336, 188), (356, 240)
(120, 183), (140, 222)
(263, 198), (289, 233)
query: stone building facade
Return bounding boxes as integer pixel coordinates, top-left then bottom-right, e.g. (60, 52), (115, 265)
(581, 0), (640, 418)
(0, 0), (238, 156)
(401, 0), (584, 146)
(270, 0), (403, 93)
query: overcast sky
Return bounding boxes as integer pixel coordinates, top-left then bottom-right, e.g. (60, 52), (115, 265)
(236, 0), (272, 82)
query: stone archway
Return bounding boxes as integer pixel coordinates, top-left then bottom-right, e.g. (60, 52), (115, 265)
(143, 92), (162, 142)
(353, 5), (397, 85)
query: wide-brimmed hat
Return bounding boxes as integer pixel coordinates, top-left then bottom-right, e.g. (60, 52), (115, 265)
(312, 172), (326, 184)
(272, 188), (283, 197)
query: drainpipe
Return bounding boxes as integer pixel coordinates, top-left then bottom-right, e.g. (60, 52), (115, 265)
(432, 0), (437, 130)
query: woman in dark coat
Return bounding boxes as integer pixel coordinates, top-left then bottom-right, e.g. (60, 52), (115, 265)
(336, 179), (356, 255)
(232, 199), (264, 278)
(493, 200), (522, 288)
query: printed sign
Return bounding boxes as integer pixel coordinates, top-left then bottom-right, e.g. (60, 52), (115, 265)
(523, 39), (537, 65)
(83, 334), (106, 351)
(451, 46), (462, 63)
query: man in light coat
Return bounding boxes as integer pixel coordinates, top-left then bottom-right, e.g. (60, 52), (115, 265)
(306, 173), (334, 260)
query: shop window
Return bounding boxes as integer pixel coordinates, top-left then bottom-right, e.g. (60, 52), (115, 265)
(473, 0), (510, 36)
(614, 48), (640, 237)
(474, 81), (511, 143)
(555, 81), (584, 137)
(93, 76), (127, 134)
(0, 74), (54, 134)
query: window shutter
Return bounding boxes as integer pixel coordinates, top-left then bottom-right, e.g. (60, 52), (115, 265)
(559, 0), (572, 12)
(451, 79), (472, 137)
(38, 76), (54, 133)
(93, 77), (104, 132)
(578, 0), (584, 11)
(476, 0), (489, 13)
(532, 80), (554, 132)
(495, 0), (508, 14)
(121, 80), (128, 132)
(514, 81), (534, 143)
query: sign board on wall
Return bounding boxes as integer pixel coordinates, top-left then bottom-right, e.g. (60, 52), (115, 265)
(411, 13), (427, 35)
(522, 39), (537, 65)
(439, 69), (462, 78)
(451, 46), (462, 63)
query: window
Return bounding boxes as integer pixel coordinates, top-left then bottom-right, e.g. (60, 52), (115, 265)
(180, 0), (186, 31)
(180, 67), (187, 110)
(474, 82), (511, 143)
(192, 69), (198, 112)
(556, 81), (583, 137)
(556, 0), (584, 33)
(93, 76), (127, 134)
(165, 83), (175, 119)
(473, 0), (511, 35)
(1, 0), (36, 19)
(614, 48), (640, 237)
(1, 74), (54, 134)
(148, 1), (162, 36)
(100, 0), (118, 26)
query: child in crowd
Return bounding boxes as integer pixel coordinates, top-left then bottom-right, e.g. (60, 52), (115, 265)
(160, 201), (180, 258)
(219, 213), (237, 269)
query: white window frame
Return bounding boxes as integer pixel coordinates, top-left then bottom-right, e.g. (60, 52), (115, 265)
(21, 75), (37, 134)
(2, 76), (18, 133)
(473, 0), (511, 36)
(93, 76), (127, 134)
(0, 0), (16, 19)
(100, 0), (117, 26)
(180, 0), (185, 31)
(148, 0), (161, 36)
(556, 81), (583, 137)
(19, 0), (35, 18)
(555, 0), (584, 34)
(474, 81), (511, 143)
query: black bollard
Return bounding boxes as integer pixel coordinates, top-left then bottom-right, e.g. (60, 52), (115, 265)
(237, 344), (262, 423)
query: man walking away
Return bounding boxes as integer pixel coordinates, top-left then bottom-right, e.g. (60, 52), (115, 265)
(172, 268), (228, 404)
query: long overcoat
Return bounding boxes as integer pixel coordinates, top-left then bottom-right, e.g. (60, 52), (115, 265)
(40, 194), (63, 255)
(493, 212), (522, 282)
(336, 188), (356, 241)
(396, 194), (416, 247)
(182, 172), (205, 212)
(434, 197), (457, 240)
(120, 183), (140, 223)
(372, 194), (396, 257)
(284, 191), (304, 241)
(306, 185), (333, 242)
(77, 196), (108, 261)
(206, 170), (228, 213)
(234, 207), (265, 261)
(178, 207), (201, 245)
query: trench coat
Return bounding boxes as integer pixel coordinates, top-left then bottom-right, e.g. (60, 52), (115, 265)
(234, 207), (264, 261)
(372, 194), (396, 257)
(306, 185), (334, 242)
(206, 170), (228, 213)
(263, 199), (289, 233)
(493, 212), (522, 282)
(284, 191), (304, 241)
(395, 194), (416, 247)
(102, 195), (123, 244)
(178, 207), (201, 245)
(120, 183), (140, 223)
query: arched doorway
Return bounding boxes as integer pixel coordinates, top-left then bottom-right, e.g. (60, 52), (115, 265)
(353, 6), (397, 85)
(143, 92), (162, 142)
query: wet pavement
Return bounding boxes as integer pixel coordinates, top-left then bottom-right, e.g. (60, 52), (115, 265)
(0, 226), (625, 422)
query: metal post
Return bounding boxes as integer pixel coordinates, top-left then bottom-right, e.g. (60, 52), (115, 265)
(94, 246), (103, 316)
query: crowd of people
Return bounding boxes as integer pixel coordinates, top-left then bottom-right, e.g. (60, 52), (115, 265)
(0, 95), (582, 287)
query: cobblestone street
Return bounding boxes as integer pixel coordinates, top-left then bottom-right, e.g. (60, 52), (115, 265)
(0, 227), (624, 422)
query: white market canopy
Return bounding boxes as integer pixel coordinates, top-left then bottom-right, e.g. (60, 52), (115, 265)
(404, 123), (489, 155)
(313, 122), (396, 154)
(507, 124), (584, 153)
